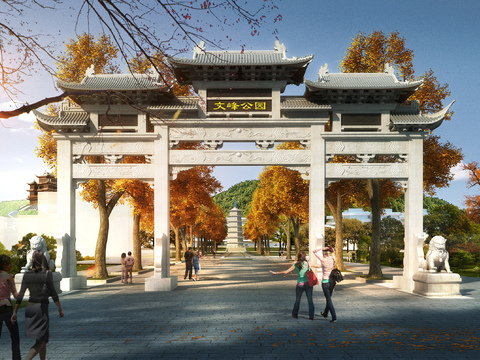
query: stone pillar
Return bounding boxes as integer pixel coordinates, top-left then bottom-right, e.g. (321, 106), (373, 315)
(145, 126), (177, 291)
(309, 125), (325, 269)
(393, 135), (424, 293)
(55, 139), (86, 291)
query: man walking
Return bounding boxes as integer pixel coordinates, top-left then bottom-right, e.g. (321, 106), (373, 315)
(184, 247), (194, 280)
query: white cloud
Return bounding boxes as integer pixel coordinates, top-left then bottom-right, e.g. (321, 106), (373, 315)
(450, 162), (470, 182)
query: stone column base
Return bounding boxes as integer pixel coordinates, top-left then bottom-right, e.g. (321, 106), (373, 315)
(145, 275), (177, 291)
(393, 275), (414, 293)
(412, 271), (462, 297)
(226, 246), (246, 252)
(60, 276), (87, 291)
(15, 272), (64, 295)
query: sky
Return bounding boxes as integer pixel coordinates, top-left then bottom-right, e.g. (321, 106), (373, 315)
(1, 0), (479, 209)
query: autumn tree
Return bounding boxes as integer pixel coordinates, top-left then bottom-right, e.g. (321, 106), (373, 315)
(170, 144), (222, 261)
(34, 33), (128, 278)
(464, 161), (480, 223)
(1, 0), (281, 119)
(340, 30), (462, 278)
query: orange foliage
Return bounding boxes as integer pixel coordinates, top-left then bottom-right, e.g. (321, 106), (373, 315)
(463, 162), (480, 223)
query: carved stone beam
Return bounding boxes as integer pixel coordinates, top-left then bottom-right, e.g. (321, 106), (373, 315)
(416, 232), (429, 271)
(284, 166), (310, 180)
(104, 155), (124, 164)
(355, 154), (375, 163)
(299, 140), (310, 149)
(73, 155), (84, 164)
(169, 140), (180, 149)
(75, 181), (87, 189)
(145, 155), (154, 164)
(170, 166), (195, 180)
(204, 140), (224, 150)
(397, 154), (408, 163)
(255, 140), (275, 150)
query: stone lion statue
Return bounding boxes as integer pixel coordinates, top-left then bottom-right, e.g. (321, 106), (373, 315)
(419, 236), (452, 273)
(22, 235), (55, 272)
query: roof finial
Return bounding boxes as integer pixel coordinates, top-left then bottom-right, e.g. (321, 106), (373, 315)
(193, 41), (206, 58)
(384, 63), (395, 75)
(318, 63), (329, 81)
(149, 65), (160, 80)
(274, 40), (286, 58)
(85, 64), (95, 77)
(233, 197), (237, 209)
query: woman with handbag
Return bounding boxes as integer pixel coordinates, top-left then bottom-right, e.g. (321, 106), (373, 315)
(270, 251), (315, 320)
(11, 251), (64, 360)
(313, 245), (337, 322)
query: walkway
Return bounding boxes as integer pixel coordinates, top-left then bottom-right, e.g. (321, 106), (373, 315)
(2, 254), (479, 359)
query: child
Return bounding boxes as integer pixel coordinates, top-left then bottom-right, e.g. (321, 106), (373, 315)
(125, 251), (134, 284)
(120, 253), (128, 284)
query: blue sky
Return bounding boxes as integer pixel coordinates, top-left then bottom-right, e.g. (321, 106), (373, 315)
(1, 0), (479, 208)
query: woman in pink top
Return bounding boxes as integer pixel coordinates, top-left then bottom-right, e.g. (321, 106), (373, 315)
(0, 254), (21, 360)
(313, 245), (337, 322)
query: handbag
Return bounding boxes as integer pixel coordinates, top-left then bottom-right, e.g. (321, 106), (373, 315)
(306, 261), (319, 287)
(329, 268), (344, 283)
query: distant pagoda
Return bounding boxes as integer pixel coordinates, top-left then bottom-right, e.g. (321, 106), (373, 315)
(226, 199), (246, 252)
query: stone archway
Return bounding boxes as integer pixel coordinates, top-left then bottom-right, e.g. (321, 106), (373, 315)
(36, 42), (453, 293)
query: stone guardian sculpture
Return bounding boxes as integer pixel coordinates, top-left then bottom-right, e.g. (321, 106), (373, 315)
(419, 235), (452, 273)
(22, 235), (55, 272)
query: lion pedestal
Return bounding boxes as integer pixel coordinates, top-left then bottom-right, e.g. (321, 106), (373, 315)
(15, 271), (63, 295)
(413, 272), (461, 297)
(413, 235), (462, 297)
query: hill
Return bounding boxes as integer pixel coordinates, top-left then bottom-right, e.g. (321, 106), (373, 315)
(213, 180), (259, 217)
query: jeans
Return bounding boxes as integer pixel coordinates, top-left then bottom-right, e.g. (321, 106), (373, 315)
(292, 283), (314, 319)
(0, 306), (21, 360)
(321, 282), (336, 320)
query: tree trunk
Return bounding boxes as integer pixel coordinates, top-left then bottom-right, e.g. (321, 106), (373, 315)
(132, 212), (142, 271)
(286, 219), (292, 259)
(189, 225), (194, 248)
(181, 226), (187, 257)
(172, 225), (181, 262)
(367, 179), (384, 278)
(94, 180), (124, 278)
(291, 217), (301, 254)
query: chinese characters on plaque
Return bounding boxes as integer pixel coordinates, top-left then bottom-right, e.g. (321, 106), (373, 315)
(207, 100), (272, 113)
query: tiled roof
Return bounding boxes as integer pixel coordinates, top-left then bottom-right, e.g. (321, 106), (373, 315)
(33, 110), (90, 132)
(148, 97), (198, 110)
(57, 73), (169, 92)
(169, 52), (314, 67)
(390, 100), (455, 131)
(280, 97), (331, 110)
(305, 73), (423, 90)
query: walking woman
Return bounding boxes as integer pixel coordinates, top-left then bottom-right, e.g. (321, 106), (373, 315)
(270, 251), (315, 320)
(313, 245), (337, 322)
(11, 251), (64, 360)
(0, 254), (21, 360)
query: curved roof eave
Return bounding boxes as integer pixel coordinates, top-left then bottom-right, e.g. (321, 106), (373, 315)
(304, 78), (423, 91)
(168, 54), (314, 67)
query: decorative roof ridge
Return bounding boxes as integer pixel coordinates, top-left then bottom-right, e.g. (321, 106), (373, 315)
(312, 62), (423, 87)
(193, 40), (289, 59)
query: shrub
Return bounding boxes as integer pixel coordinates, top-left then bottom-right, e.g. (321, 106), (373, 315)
(449, 250), (475, 269)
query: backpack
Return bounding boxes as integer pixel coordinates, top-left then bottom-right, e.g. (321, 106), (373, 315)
(125, 256), (134, 267)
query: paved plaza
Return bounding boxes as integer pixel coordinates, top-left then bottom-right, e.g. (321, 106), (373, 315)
(2, 253), (480, 359)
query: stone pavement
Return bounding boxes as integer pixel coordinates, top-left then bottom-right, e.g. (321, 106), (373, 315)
(2, 253), (480, 360)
